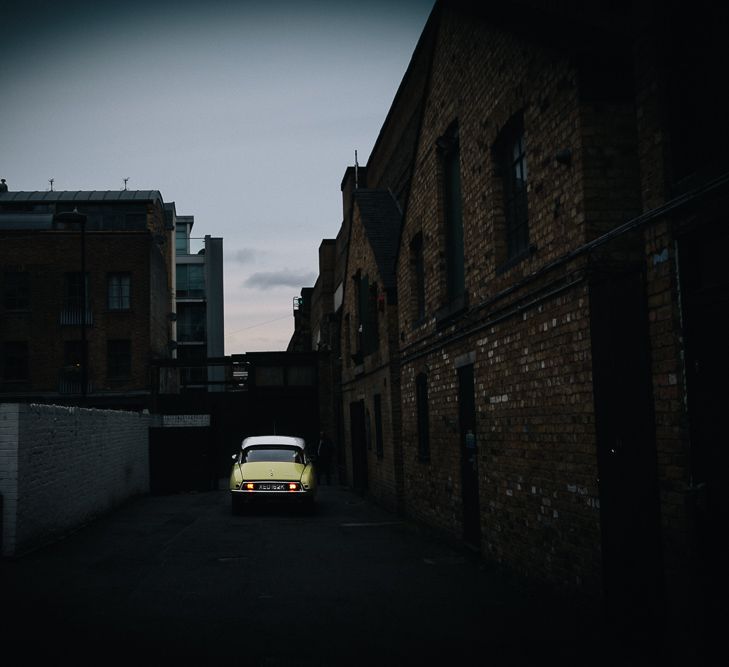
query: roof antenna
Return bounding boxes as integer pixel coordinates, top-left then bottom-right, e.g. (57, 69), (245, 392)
(123, 177), (130, 191)
(354, 150), (359, 189)
(48, 178), (54, 192)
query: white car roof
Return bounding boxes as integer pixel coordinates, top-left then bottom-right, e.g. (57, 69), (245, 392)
(241, 435), (306, 450)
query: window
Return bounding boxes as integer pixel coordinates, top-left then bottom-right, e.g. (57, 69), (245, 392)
(496, 113), (529, 261)
(62, 273), (91, 326)
(1, 342), (29, 382)
(177, 303), (206, 342)
(107, 273), (131, 311)
(176, 263), (205, 298)
(242, 447), (303, 464)
(416, 373), (430, 462)
(63, 341), (85, 370)
(61, 341), (86, 392)
(176, 226), (188, 254)
(410, 233), (425, 323)
(438, 122), (465, 302)
(3, 271), (30, 310)
(374, 393), (384, 459)
(107, 339), (131, 380)
(64, 272), (89, 310)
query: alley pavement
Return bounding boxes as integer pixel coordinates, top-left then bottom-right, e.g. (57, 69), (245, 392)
(2, 482), (663, 665)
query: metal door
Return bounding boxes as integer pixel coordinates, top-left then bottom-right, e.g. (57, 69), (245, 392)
(589, 267), (664, 633)
(678, 222), (729, 652)
(349, 400), (368, 493)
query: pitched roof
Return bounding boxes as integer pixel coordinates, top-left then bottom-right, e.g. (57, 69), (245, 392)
(353, 189), (402, 296)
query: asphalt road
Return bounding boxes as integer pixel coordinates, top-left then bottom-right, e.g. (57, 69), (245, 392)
(2, 482), (626, 665)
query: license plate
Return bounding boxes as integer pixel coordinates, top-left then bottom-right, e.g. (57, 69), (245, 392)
(258, 483), (286, 491)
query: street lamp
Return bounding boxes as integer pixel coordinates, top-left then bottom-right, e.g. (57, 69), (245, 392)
(54, 208), (88, 400)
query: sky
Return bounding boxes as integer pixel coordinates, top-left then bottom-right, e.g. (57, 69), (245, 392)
(0, 0), (435, 353)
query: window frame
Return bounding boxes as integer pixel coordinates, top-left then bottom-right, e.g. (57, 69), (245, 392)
(107, 272), (131, 311)
(176, 263), (205, 298)
(495, 112), (531, 264)
(438, 122), (466, 303)
(63, 272), (89, 310)
(177, 302), (207, 343)
(3, 271), (30, 311)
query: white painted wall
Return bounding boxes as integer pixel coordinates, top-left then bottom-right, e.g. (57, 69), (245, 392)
(0, 403), (150, 556)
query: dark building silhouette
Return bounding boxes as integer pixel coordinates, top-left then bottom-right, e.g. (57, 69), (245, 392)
(298, 0), (728, 656)
(0, 190), (176, 408)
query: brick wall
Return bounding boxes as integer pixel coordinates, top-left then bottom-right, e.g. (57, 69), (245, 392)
(340, 203), (402, 510)
(392, 5), (621, 593)
(0, 403), (150, 556)
(0, 230), (162, 394)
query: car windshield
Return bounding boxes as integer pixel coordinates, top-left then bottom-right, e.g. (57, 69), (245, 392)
(241, 446), (303, 464)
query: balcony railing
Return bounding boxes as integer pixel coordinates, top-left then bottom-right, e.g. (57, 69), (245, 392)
(58, 376), (93, 395)
(59, 308), (94, 326)
(178, 237), (206, 256)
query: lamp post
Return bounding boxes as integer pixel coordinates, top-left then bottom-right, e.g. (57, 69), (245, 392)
(55, 208), (88, 400)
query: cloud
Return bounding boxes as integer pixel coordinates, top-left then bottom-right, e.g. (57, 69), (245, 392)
(243, 269), (317, 290)
(229, 248), (257, 265)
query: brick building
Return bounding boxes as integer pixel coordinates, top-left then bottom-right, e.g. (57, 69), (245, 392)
(339, 186), (403, 508)
(0, 190), (176, 408)
(302, 0), (728, 653)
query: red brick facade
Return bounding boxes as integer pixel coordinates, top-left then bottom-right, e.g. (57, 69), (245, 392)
(0, 193), (174, 406)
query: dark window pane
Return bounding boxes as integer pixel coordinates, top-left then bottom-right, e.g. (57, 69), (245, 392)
(176, 263), (205, 298)
(177, 303), (206, 342)
(2, 341), (29, 381)
(107, 339), (131, 379)
(176, 227), (188, 254)
(441, 123), (465, 300)
(108, 273), (131, 310)
(3, 272), (30, 310)
(498, 113), (530, 260)
(64, 272), (88, 310)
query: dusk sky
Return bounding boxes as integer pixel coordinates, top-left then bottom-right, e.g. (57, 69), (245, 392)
(0, 0), (435, 353)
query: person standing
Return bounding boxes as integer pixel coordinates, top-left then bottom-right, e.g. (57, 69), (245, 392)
(316, 431), (333, 485)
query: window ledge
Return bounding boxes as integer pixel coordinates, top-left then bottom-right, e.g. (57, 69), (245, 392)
(435, 292), (469, 328)
(496, 244), (537, 275)
(411, 315), (428, 331)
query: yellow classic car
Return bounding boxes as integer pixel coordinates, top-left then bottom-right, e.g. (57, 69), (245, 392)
(230, 435), (317, 513)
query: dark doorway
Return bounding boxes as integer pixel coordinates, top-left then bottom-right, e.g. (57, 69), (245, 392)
(350, 400), (368, 493)
(589, 266), (664, 635)
(149, 424), (214, 495)
(458, 363), (480, 547)
(678, 220), (729, 652)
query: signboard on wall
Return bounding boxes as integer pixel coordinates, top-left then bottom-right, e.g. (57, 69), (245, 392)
(162, 414), (211, 428)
